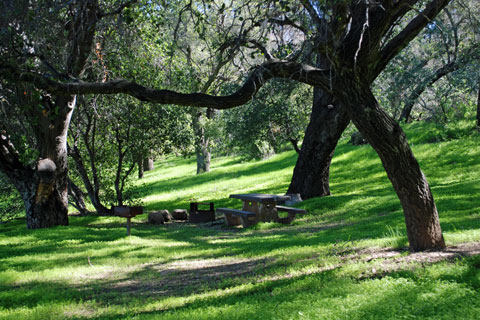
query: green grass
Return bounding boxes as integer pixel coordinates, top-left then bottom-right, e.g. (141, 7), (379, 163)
(1, 120), (480, 319)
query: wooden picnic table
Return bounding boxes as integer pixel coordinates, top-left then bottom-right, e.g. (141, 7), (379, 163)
(217, 193), (290, 227)
(230, 193), (290, 222)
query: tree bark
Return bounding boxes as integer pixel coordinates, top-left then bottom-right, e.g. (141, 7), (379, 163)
(192, 111), (211, 174)
(138, 157), (144, 179)
(69, 143), (112, 216)
(143, 158), (154, 171)
(338, 80), (445, 251)
(1, 96), (75, 228)
(287, 88), (350, 199)
(68, 178), (88, 215)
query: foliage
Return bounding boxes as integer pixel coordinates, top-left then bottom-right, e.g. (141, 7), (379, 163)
(221, 80), (311, 159)
(374, 0), (480, 122)
(0, 173), (23, 223)
(69, 93), (193, 208)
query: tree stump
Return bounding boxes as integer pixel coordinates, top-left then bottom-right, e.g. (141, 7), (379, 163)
(172, 209), (188, 220)
(148, 212), (165, 224)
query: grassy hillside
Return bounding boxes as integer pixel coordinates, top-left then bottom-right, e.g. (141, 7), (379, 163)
(0, 120), (479, 319)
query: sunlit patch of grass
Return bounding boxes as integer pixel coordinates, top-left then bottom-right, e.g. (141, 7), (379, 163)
(1, 120), (480, 319)
(382, 225), (409, 249)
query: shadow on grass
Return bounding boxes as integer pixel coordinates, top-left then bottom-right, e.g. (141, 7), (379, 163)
(3, 256), (479, 320)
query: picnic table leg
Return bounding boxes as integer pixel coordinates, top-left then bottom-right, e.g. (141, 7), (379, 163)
(242, 201), (259, 224)
(260, 201), (279, 222)
(242, 200), (278, 223)
(239, 216), (255, 228)
(224, 213), (242, 226)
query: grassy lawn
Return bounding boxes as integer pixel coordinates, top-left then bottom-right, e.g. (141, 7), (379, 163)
(1, 121), (480, 319)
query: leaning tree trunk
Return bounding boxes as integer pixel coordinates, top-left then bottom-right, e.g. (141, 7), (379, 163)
(340, 81), (445, 251)
(192, 111), (211, 174)
(287, 88), (350, 199)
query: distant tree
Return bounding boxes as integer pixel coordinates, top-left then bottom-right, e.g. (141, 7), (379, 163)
(222, 79), (311, 159)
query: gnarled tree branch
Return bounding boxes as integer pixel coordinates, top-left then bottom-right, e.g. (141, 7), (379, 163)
(5, 61), (332, 110)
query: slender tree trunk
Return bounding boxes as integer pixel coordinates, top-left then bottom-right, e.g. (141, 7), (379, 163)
(289, 139), (300, 154)
(398, 59), (464, 122)
(143, 158), (154, 171)
(138, 156), (144, 179)
(196, 144), (211, 174)
(287, 88), (350, 199)
(192, 111), (210, 174)
(68, 178), (88, 215)
(69, 143), (112, 216)
(339, 80), (445, 251)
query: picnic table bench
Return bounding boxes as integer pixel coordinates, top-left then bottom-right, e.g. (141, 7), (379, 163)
(216, 208), (257, 228)
(276, 205), (307, 224)
(217, 193), (307, 227)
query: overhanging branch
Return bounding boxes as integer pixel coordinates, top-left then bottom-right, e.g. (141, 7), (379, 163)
(6, 61), (332, 110)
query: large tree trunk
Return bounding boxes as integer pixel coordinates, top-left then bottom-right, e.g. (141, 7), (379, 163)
(24, 95), (76, 228)
(192, 111), (210, 174)
(19, 168), (69, 228)
(1, 96), (76, 228)
(339, 81), (445, 251)
(2, 162), (69, 229)
(287, 88), (350, 199)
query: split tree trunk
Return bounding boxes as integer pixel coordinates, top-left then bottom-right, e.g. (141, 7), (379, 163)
(138, 157), (154, 179)
(287, 88), (350, 199)
(339, 81), (445, 251)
